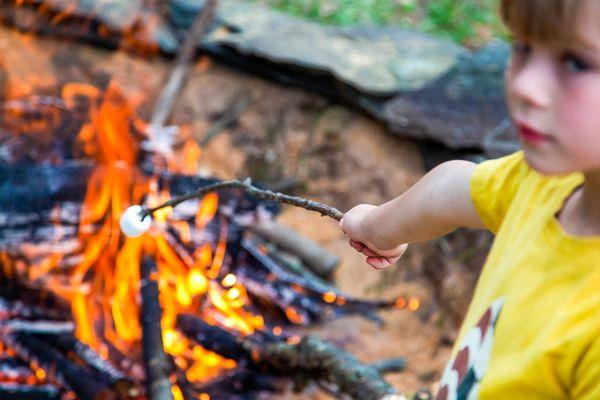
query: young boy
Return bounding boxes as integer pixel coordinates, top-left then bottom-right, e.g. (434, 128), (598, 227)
(340, 0), (600, 399)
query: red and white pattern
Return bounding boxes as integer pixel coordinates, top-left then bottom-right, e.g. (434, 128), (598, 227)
(436, 299), (505, 400)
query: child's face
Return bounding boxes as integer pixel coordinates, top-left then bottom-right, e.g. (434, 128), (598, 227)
(505, 0), (600, 175)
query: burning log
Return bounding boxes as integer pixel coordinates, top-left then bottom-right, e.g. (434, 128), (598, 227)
(240, 238), (394, 322)
(44, 334), (140, 398)
(177, 314), (398, 400)
(0, 283), (73, 322)
(250, 221), (339, 280)
(0, 320), (74, 335)
(193, 369), (288, 398)
(0, 383), (61, 400)
(140, 257), (174, 400)
(0, 357), (32, 382)
(5, 333), (117, 400)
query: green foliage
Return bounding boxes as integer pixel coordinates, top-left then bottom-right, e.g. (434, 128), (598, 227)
(251, 0), (505, 46)
(421, 0), (504, 44)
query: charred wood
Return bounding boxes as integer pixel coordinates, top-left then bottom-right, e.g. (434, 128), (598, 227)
(44, 334), (140, 398)
(0, 357), (34, 384)
(140, 257), (174, 400)
(0, 383), (61, 400)
(0, 163), (273, 221)
(0, 283), (73, 322)
(177, 314), (397, 400)
(5, 333), (117, 400)
(193, 368), (288, 398)
(0, 320), (74, 335)
(250, 221), (339, 280)
(241, 238), (394, 322)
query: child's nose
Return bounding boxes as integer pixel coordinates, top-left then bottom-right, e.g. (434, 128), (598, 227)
(507, 56), (553, 110)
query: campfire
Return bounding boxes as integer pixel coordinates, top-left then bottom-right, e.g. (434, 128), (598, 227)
(0, 78), (417, 399)
(0, 0), (432, 398)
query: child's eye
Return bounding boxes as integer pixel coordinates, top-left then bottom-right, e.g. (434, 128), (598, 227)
(562, 53), (592, 73)
(511, 41), (531, 55)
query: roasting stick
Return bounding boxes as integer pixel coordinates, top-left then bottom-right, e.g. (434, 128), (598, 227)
(120, 178), (344, 237)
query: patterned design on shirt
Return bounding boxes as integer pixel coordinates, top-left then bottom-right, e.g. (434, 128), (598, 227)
(437, 299), (505, 400)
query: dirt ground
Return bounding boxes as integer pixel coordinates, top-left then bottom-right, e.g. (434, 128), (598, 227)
(0, 26), (488, 397)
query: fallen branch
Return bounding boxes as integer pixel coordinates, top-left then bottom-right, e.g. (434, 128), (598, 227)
(177, 314), (400, 400)
(142, 178), (343, 221)
(150, 0), (218, 126)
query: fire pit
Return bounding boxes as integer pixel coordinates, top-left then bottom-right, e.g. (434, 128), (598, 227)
(0, 80), (414, 399)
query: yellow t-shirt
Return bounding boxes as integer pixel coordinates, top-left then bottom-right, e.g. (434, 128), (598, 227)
(437, 151), (600, 400)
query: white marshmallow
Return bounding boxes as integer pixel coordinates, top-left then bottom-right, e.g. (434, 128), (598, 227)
(119, 205), (152, 237)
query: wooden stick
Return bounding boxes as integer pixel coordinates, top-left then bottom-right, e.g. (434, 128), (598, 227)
(150, 0), (218, 126)
(140, 257), (174, 400)
(142, 178), (344, 221)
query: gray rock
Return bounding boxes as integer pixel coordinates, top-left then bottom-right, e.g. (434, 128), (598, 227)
(1, 0), (518, 158)
(382, 40), (519, 155)
(171, 0), (465, 95)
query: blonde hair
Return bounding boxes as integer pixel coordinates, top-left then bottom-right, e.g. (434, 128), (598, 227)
(500, 0), (584, 44)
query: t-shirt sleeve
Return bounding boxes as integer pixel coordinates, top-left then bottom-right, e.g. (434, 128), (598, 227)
(470, 151), (529, 233)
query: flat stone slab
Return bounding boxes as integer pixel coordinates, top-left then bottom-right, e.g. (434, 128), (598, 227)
(197, 0), (465, 95)
(0, 0), (518, 158)
(381, 40), (518, 156)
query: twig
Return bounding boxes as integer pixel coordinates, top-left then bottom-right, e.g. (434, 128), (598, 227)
(150, 0), (218, 126)
(141, 178), (344, 221)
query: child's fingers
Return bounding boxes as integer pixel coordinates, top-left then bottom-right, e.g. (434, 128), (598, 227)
(366, 255), (400, 269)
(366, 256), (390, 269)
(349, 239), (364, 252)
(361, 247), (379, 257)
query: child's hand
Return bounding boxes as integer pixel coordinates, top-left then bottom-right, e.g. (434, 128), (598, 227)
(340, 204), (408, 269)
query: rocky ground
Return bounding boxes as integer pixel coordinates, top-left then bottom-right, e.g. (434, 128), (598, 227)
(1, 25), (493, 397)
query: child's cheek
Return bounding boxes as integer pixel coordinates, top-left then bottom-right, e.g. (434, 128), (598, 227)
(559, 83), (600, 142)
(558, 95), (600, 163)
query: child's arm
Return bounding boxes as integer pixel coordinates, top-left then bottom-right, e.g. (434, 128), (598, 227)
(340, 160), (485, 269)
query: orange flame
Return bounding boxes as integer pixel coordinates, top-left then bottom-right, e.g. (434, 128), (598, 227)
(14, 82), (265, 382)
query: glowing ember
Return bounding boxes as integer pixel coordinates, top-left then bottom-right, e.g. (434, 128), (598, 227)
(2, 81), (266, 383)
